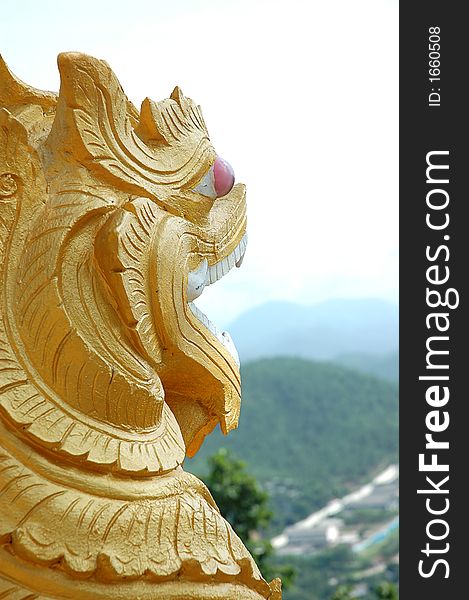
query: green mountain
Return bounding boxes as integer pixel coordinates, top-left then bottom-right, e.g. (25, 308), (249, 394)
(187, 357), (398, 528)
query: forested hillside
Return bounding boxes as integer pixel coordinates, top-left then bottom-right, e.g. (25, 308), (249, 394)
(187, 357), (398, 527)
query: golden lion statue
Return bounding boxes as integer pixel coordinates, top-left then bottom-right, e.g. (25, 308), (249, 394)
(0, 53), (280, 599)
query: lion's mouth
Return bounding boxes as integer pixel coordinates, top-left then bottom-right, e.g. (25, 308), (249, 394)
(187, 234), (248, 366)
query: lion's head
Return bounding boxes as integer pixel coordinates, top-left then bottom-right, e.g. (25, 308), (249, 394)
(0, 53), (247, 471)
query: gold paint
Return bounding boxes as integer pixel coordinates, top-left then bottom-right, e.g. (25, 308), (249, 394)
(0, 53), (281, 598)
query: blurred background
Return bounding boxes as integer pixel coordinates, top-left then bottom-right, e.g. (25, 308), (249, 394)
(2, 1), (398, 598)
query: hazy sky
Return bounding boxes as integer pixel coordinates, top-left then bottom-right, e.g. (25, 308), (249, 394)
(2, 0), (398, 327)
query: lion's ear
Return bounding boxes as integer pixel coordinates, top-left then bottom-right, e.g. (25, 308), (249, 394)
(46, 53), (215, 217)
(0, 54), (57, 110)
(48, 52), (155, 197)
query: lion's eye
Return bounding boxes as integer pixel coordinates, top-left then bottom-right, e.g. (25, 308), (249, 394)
(192, 168), (216, 198)
(192, 156), (235, 199)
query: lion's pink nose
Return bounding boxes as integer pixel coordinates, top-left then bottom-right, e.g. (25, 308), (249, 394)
(213, 156), (235, 197)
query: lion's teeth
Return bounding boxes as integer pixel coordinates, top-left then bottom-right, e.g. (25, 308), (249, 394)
(205, 233), (248, 286)
(188, 303), (240, 365)
(227, 253), (236, 270)
(220, 259), (229, 277)
(187, 259), (208, 301)
(207, 265), (217, 285)
(186, 234), (247, 364)
(196, 233), (247, 286)
(236, 234), (247, 267)
(235, 249), (245, 267)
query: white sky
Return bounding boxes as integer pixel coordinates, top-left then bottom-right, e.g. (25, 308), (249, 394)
(2, 0), (398, 327)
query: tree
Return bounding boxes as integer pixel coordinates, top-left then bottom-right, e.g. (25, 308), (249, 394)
(375, 582), (399, 599)
(203, 448), (295, 588)
(330, 585), (353, 599)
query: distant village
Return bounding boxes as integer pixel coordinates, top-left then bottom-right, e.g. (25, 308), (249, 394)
(272, 465), (399, 557)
